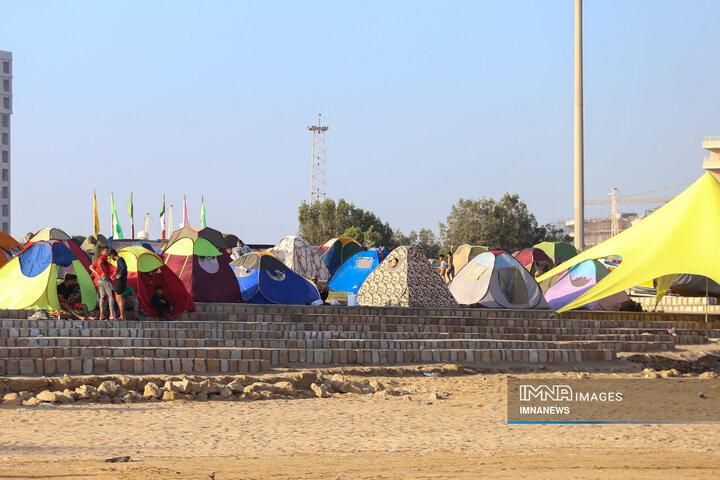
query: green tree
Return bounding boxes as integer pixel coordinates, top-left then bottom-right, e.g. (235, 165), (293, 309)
(439, 193), (571, 252)
(392, 227), (442, 257)
(298, 198), (395, 246)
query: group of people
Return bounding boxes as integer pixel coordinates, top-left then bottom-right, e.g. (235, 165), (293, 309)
(438, 251), (455, 284)
(56, 238), (174, 321)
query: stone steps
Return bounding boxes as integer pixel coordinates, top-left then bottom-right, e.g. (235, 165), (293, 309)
(0, 331), (700, 345)
(0, 319), (720, 338)
(0, 347), (616, 376)
(0, 336), (672, 352)
(2, 303), (719, 376)
(0, 357), (270, 376)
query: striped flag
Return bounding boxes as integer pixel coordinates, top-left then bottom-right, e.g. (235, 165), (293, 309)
(200, 196), (207, 228)
(160, 195), (166, 240)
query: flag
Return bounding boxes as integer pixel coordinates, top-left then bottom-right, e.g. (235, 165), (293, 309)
(128, 192), (135, 239)
(200, 196), (207, 228)
(92, 190), (100, 235)
(160, 195), (166, 240)
(183, 195), (189, 228)
(111, 192), (123, 240)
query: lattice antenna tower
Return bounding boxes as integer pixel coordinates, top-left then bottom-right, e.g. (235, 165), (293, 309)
(308, 113), (328, 202)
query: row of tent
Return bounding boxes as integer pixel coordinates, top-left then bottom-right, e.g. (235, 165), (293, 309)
(0, 228), (379, 313)
(0, 228), (643, 312)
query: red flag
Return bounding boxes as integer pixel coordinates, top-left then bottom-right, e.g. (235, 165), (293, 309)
(183, 195), (189, 227)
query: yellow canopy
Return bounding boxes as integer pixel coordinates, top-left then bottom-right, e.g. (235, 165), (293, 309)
(537, 172), (720, 312)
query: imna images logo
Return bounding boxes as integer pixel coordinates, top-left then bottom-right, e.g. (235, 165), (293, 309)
(519, 384), (573, 402)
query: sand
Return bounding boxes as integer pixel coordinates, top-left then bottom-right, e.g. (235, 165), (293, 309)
(1, 372), (720, 479)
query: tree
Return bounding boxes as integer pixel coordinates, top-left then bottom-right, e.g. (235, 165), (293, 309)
(392, 227), (442, 258)
(439, 193), (572, 252)
(298, 198), (395, 246)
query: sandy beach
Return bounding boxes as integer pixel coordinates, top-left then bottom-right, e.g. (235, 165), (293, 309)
(2, 370), (720, 479)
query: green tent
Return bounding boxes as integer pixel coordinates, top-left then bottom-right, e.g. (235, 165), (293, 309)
(534, 241), (577, 265)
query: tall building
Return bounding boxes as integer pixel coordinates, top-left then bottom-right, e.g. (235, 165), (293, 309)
(0, 51), (11, 234)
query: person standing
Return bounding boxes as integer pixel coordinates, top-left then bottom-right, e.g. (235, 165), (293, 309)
(445, 251), (455, 283)
(109, 250), (128, 320)
(90, 246), (116, 320)
(438, 254), (447, 279)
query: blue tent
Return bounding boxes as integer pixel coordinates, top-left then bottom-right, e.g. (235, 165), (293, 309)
(232, 252), (320, 304)
(328, 248), (389, 293)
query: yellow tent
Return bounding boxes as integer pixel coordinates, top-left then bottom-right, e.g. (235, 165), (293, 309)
(537, 172), (720, 312)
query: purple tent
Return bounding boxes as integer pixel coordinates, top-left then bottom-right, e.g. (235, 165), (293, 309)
(544, 260), (628, 311)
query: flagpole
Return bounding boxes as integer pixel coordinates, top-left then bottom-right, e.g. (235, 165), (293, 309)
(130, 192), (135, 239)
(160, 194), (166, 240)
(93, 189), (100, 235)
(169, 204), (174, 236)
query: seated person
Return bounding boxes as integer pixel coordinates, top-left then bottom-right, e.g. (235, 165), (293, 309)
(121, 285), (140, 320)
(56, 274), (95, 320)
(311, 275), (330, 302)
(150, 285), (173, 319)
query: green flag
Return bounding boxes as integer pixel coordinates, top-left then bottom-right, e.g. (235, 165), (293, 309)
(200, 196), (207, 228)
(111, 192), (124, 240)
(127, 192), (133, 219)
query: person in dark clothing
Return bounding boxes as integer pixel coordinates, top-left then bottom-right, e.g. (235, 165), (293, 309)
(57, 274), (94, 320)
(311, 275), (330, 302)
(109, 250), (128, 320)
(150, 285), (173, 319)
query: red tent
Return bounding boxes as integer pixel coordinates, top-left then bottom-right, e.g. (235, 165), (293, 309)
(512, 248), (554, 276)
(117, 246), (194, 317)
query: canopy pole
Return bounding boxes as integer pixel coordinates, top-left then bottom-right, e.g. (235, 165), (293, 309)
(705, 277), (709, 323)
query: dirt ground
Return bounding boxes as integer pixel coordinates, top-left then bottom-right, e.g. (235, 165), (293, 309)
(2, 371), (720, 479)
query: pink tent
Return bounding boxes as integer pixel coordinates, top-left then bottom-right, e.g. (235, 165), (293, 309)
(544, 260), (628, 311)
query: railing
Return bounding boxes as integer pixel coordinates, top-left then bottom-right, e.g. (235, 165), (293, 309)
(703, 136), (720, 142)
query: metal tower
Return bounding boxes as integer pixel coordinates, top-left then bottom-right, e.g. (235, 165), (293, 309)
(308, 113), (328, 202)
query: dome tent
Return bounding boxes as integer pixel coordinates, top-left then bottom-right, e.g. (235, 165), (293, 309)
(512, 247), (554, 276)
(357, 246), (457, 308)
(449, 251), (548, 309)
(543, 259), (628, 311)
(115, 246), (194, 317)
(0, 230), (22, 269)
(328, 248), (389, 293)
(271, 235), (330, 281)
(231, 252), (320, 304)
(317, 237), (363, 276)
(453, 245), (489, 273)
(166, 226), (227, 251)
(162, 237), (242, 303)
(0, 241), (97, 312)
(534, 241), (577, 266)
(28, 227), (92, 271)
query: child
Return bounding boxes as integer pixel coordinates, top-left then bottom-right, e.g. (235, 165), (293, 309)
(150, 285), (173, 319)
(438, 254), (448, 279)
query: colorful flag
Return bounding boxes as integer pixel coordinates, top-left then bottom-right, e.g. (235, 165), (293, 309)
(160, 195), (166, 240)
(183, 195), (189, 228)
(128, 192), (135, 239)
(111, 192), (123, 240)
(200, 196), (207, 228)
(93, 190), (100, 235)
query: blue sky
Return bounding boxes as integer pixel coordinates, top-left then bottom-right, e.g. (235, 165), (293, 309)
(2, 0), (719, 242)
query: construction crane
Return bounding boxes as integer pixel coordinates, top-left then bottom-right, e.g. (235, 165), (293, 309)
(586, 182), (690, 237)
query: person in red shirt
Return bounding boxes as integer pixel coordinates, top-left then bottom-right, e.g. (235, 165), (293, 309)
(89, 246), (116, 320)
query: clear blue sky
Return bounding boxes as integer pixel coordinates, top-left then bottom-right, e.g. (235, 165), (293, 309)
(2, 0), (719, 242)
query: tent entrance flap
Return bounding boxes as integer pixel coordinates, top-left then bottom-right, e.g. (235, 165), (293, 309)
(498, 267), (530, 305)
